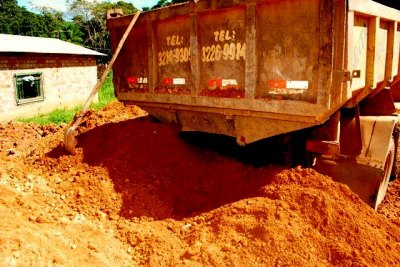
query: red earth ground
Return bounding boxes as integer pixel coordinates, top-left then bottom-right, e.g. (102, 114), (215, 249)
(1, 101), (400, 266)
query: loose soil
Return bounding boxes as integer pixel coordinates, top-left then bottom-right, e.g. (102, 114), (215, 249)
(1, 101), (400, 266)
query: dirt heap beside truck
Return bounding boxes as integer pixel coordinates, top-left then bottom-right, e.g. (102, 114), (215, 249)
(107, 0), (400, 209)
(1, 102), (400, 266)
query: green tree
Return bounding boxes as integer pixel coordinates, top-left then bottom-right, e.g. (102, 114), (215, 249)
(60, 21), (84, 44)
(0, 0), (84, 44)
(147, 0), (187, 10)
(0, 0), (37, 35)
(67, 0), (137, 61)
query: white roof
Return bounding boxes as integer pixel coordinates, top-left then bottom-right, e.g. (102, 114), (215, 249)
(0, 34), (105, 56)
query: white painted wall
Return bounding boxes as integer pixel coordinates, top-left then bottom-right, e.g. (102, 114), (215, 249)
(0, 66), (98, 121)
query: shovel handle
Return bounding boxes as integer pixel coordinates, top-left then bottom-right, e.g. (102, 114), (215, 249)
(79, 10), (141, 117)
(64, 10), (141, 154)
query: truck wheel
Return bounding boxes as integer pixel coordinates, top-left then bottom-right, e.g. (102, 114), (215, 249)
(391, 123), (400, 180)
(374, 138), (395, 210)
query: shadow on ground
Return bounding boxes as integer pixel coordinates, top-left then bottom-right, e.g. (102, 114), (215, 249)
(69, 119), (296, 220)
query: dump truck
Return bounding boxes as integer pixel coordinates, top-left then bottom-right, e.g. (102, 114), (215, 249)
(106, 0), (400, 210)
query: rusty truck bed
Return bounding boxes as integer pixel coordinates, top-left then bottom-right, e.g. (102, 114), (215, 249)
(107, 0), (400, 144)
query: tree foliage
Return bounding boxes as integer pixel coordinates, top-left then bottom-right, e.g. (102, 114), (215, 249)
(145, 0), (187, 10)
(0, 0), (84, 43)
(67, 0), (136, 61)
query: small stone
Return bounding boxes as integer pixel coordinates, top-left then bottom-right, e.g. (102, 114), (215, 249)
(88, 243), (98, 252)
(183, 244), (201, 258)
(36, 216), (48, 223)
(275, 212), (282, 220)
(239, 239), (248, 247)
(26, 174), (35, 180)
(60, 217), (70, 224)
(73, 213), (86, 223)
(70, 243), (77, 250)
(110, 214), (119, 221)
(221, 243), (232, 252)
(53, 256), (64, 264)
(127, 234), (143, 246)
(167, 225), (177, 233)
(70, 168), (78, 176)
(117, 222), (124, 229)
(181, 223), (192, 231)
(77, 188), (85, 197)
(96, 211), (107, 220)
(24, 182), (33, 192)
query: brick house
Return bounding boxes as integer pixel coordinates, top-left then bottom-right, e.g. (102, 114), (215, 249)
(0, 34), (105, 121)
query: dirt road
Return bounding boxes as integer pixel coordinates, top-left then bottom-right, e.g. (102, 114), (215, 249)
(1, 101), (400, 266)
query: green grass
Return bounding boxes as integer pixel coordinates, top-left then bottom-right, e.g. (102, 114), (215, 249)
(19, 74), (116, 125)
(90, 73), (116, 110)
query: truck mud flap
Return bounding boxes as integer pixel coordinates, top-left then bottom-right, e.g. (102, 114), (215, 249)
(315, 154), (392, 210)
(314, 115), (398, 210)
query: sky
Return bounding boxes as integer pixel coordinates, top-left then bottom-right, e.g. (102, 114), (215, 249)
(17, 0), (160, 13)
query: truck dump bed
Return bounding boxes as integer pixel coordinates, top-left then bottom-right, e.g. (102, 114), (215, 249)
(107, 0), (400, 144)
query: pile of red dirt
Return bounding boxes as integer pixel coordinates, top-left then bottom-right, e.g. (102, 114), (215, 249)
(1, 100), (400, 266)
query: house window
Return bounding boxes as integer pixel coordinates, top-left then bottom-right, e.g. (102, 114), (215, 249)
(14, 73), (44, 105)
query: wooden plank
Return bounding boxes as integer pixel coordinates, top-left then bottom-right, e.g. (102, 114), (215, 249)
(349, 0), (400, 22)
(351, 15), (368, 93)
(331, 0), (347, 107)
(386, 21), (396, 81)
(366, 17), (378, 88)
(375, 20), (388, 84)
(398, 23), (400, 77)
(346, 11), (355, 100)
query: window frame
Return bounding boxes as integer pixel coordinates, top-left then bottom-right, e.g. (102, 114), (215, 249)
(14, 72), (45, 105)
